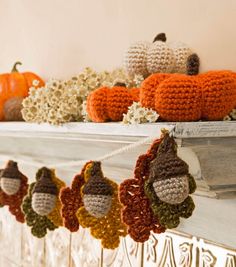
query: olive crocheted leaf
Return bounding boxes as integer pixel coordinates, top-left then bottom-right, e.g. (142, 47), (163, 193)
(22, 182), (57, 238)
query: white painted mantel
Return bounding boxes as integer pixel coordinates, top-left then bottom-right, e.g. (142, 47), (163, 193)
(0, 121), (235, 267)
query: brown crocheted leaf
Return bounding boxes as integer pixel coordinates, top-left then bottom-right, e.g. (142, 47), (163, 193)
(119, 138), (165, 242)
(59, 162), (90, 232)
(0, 173), (28, 223)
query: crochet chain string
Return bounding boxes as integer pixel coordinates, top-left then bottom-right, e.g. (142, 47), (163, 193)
(0, 128), (174, 169)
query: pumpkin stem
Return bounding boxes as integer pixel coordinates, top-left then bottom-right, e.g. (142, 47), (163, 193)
(114, 82), (126, 87)
(11, 61), (22, 73)
(153, 33), (166, 43)
(186, 53), (200, 76)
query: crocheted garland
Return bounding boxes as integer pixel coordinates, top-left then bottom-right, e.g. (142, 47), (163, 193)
(60, 162), (89, 232)
(119, 140), (165, 242)
(22, 167), (65, 238)
(76, 161), (127, 249)
(0, 161), (28, 223)
(144, 131), (196, 229)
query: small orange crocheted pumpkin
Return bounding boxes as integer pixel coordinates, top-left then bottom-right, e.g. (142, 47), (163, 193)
(0, 62), (44, 121)
(155, 74), (201, 121)
(199, 71), (236, 120)
(87, 83), (139, 122)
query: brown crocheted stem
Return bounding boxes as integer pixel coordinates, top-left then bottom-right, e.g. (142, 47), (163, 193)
(83, 161), (113, 195)
(149, 133), (188, 182)
(1, 160), (21, 180)
(114, 82), (126, 87)
(153, 33), (167, 43)
(33, 167), (57, 195)
(186, 53), (200, 75)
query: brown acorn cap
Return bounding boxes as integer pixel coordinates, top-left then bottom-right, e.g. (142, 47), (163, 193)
(1, 161), (21, 180)
(83, 161), (113, 196)
(149, 133), (189, 182)
(33, 167), (57, 195)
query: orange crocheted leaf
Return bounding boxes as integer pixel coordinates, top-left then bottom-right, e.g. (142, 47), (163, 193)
(140, 73), (172, 110)
(119, 138), (165, 243)
(0, 173), (28, 223)
(77, 179), (127, 249)
(86, 87), (109, 122)
(155, 74), (201, 121)
(46, 171), (65, 227)
(60, 162), (90, 232)
(199, 71), (236, 120)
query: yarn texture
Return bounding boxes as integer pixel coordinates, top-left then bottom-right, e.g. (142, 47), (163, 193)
(140, 73), (171, 110)
(144, 132), (196, 228)
(155, 74), (202, 121)
(77, 161), (127, 249)
(60, 162), (89, 232)
(0, 161), (28, 223)
(119, 139), (165, 243)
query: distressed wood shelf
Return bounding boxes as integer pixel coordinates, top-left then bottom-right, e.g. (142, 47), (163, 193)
(0, 121), (235, 253)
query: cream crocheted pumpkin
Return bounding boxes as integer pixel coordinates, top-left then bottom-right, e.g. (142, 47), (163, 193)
(124, 33), (198, 76)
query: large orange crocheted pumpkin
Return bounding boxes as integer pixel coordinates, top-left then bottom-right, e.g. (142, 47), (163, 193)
(87, 83), (139, 122)
(0, 62), (44, 120)
(141, 70), (236, 121)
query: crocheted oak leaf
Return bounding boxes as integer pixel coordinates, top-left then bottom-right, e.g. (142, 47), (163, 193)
(60, 162), (89, 232)
(77, 162), (127, 249)
(0, 166), (28, 223)
(144, 132), (196, 229)
(22, 168), (59, 238)
(119, 139), (165, 243)
(46, 170), (66, 227)
(22, 182), (57, 238)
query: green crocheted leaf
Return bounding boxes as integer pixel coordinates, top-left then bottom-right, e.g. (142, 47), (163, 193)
(21, 182), (57, 238)
(144, 181), (195, 229)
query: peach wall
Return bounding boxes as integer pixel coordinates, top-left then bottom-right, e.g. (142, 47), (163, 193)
(0, 0), (236, 79)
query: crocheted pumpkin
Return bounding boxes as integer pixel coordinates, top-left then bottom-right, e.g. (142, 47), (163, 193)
(199, 71), (236, 120)
(0, 62), (44, 121)
(144, 131), (196, 228)
(87, 83), (139, 122)
(124, 33), (198, 77)
(155, 74), (202, 121)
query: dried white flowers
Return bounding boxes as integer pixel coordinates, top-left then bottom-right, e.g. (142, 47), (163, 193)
(223, 109), (236, 121)
(22, 67), (142, 125)
(122, 102), (159, 124)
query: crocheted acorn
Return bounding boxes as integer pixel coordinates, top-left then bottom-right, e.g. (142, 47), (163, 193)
(0, 161), (21, 195)
(77, 161), (127, 249)
(87, 83), (138, 122)
(199, 70), (236, 120)
(140, 73), (171, 110)
(3, 97), (24, 121)
(0, 161), (28, 223)
(32, 167), (57, 216)
(155, 74), (201, 121)
(144, 130), (196, 228)
(82, 161), (113, 218)
(146, 33), (175, 74)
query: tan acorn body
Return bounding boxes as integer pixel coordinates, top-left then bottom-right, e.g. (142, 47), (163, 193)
(0, 161), (21, 195)
(32, 167), (57, 216)
(83, 162), (113, 218)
